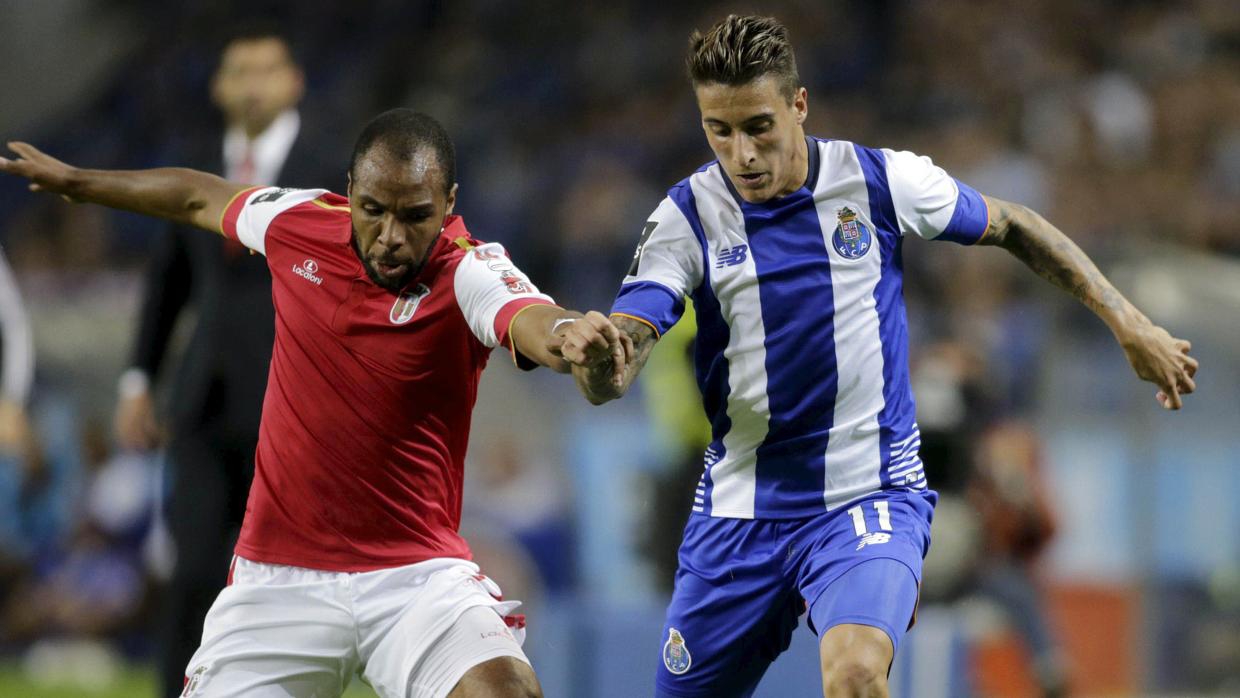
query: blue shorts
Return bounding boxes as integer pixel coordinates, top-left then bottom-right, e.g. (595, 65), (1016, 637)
(655, 489), (935, 698)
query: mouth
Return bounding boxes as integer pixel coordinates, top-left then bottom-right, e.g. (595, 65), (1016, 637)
(735, 172), (768, 188)
(372, 260), (410, 281)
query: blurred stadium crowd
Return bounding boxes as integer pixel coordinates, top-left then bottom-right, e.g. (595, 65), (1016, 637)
(0, 0), (1236, 695)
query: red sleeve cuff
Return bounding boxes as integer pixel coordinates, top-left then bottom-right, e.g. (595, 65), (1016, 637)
(218, 186), (263, 241)
(494, 297), (554, 370)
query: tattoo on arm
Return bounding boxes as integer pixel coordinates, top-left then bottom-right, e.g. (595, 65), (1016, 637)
(978, 196), (1134, 326)
(574, 315), (658, 404)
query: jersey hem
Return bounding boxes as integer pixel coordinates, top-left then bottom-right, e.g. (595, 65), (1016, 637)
(233, 542), (473, 573)
(692, 487), (932, 520)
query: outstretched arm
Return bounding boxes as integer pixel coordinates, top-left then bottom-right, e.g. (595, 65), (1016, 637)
(0, 142), (247, 234)
(978, 195), (1198, 409)
(556, 314), (656, 405)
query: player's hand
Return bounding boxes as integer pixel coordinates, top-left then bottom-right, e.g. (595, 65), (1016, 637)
(548, 311), (632, 387)
(1117, 321), (1198, 410)
(0, 142), (81, 202)
(115, 389), (162, 451)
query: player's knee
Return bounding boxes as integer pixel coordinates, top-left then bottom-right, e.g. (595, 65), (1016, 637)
(819, 625), (891, 698)
(821, 655), (888, 698)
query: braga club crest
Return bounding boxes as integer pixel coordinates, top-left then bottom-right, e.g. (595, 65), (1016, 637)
(390, 284), (431, 325)
(832, 206), (872, 259)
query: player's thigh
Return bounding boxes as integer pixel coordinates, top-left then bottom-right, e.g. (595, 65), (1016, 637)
(181, 568), (356, 697)
(402, 605), (537, 698)
(796, 489), (932, 641)
(655, 516), (801, 698)
(447, 655), (540, 698)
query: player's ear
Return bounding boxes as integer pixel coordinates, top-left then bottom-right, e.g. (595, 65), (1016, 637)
(444, 183), (458, 217)
(346, 172), (353, 199)
(793, 86), (808, 125)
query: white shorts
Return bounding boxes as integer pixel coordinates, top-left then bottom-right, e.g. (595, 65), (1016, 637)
(180, 556), (528, 698)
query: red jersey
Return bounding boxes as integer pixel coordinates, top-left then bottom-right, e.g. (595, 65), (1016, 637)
(219, 186), (554, 571)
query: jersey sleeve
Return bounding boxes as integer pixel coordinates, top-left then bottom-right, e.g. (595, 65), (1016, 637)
(884, 149), (990, 245)
(453, 242), (555, 362)
(609, 196), (702, 338)
(220, 186), (331, 256)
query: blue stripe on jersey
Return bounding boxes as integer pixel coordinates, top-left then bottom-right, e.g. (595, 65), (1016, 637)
(670, 181), (725, 515)
(855, 146), (917, 490)
(940, 179), (990, 244)
(611, 280), (685, 337)
(743, 190), (837, 514)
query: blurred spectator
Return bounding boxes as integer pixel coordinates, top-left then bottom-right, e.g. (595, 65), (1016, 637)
(968, 421), (1067, 698)
(464, 438), (576, 595)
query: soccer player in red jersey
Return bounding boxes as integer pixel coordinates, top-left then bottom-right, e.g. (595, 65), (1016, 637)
(0, 110), (626, 698)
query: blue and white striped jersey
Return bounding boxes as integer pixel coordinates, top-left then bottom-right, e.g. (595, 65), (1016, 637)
(611, 138), (989, 519)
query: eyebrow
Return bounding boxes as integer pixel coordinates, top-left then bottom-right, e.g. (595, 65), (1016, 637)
(704, 112), (776, 127)
(356, 195), (434, 213)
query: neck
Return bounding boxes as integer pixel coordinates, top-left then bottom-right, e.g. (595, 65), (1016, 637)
(779, 131), (810, 197)
(239, 112), (280, 140)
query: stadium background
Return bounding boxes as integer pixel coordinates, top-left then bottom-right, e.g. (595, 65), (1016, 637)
(0, 0), (1237, 695)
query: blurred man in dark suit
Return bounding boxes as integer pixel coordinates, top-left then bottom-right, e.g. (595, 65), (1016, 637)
(111, 24), (341, 697)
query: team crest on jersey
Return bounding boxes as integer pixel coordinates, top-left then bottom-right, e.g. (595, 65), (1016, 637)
(390, 284), (431, 325)
(663, 627), (692, 675)
(832, 207), (872, 260)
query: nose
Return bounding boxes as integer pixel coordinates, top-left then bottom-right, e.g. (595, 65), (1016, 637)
(733, 132), (757, 167)
(376, 217), (406, 253)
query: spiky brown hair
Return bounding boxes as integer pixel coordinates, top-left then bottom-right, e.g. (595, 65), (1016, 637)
(686, 14), (800, 101)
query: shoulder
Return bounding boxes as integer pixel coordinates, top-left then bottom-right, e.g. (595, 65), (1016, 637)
(239, 187), (352, 248)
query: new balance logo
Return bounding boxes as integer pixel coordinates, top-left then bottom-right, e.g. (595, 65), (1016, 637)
(716, 244), (748, 268)
(292, 259), (323, 286)
(856, 532), (891, 550)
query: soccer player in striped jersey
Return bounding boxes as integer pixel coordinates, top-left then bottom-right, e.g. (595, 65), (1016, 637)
(557, 14), (1198, 698)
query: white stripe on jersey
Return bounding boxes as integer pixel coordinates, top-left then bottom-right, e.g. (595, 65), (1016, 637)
(813, 140), (886, 509)
(687, 168), (769, 519)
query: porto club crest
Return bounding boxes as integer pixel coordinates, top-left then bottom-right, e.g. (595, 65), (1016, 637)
(663, 627), (692, 675)
(390, 283), (431, 325)
(831, 206), (872, 260)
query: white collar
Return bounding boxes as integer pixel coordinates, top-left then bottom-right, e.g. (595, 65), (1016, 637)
(223, 109), (301, 184)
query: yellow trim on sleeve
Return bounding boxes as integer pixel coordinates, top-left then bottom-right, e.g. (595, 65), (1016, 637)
(216, 186), (261, 236)
(505, 302), (553, 367)
(976, 194), (994, 244)
(453, 237), (475, 251)
(611, 312), (661, 340)
(310, 198), (350, 212)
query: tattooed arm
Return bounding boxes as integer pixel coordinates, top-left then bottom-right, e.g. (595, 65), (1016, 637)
(566, 315), (657, 405)
(978, 195), (1198, 409)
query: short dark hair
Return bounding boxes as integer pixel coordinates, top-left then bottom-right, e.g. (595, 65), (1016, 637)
(216, 20), (301, 67)
(349, 109), (457, 195)
(686, 15), (800, 101)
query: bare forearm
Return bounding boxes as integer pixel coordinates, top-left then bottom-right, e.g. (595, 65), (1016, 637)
(66, 167), (238, 233)
(510, 304), (580, 372)
(981, 197), (1146, 335)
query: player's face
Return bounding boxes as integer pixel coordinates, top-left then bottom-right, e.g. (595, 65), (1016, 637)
(695, 76), (809, 203)
(348, 148), (457, 292)
(211, 38), (305, 135)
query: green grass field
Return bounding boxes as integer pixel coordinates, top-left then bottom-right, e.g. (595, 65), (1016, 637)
(0, 662), (379, 697)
